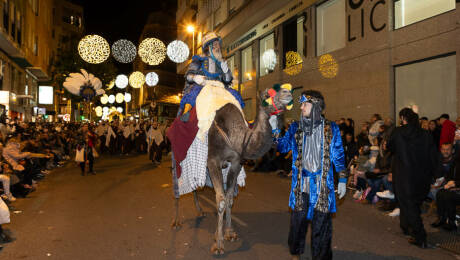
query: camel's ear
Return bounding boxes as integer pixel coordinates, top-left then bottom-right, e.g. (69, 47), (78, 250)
(259, 89), (269, 100)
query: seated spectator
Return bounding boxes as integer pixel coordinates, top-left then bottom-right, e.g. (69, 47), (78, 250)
(343, 132), (358, 167)
(351, 146), (370, 199)
(429, 143), (455, 200)
(431, 152), (460, 231)
(356, 123), (370, 149)
(365, 139), (391, 204)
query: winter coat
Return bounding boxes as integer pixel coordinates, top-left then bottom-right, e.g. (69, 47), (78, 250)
(388, 124), (437, 200)
(440, 119), (456, 148)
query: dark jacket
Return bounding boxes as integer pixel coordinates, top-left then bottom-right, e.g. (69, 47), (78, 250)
(388, 124), (437, 199)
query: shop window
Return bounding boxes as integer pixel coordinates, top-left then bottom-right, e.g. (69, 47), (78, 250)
(316, 0), (346, 56)
(297, 15), (306, 57)
(227, 55), (239, 87)
(394, 0), (455, 29)
(283, 18), (297, 67)
(241, 46), (253, 82)
(395, 54), (456, 120)
(259, 33), (275, 77)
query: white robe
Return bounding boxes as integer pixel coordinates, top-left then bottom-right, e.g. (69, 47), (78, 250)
(105, 126), (116, 147)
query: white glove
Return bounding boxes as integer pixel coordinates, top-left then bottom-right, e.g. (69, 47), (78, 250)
(269, 115), (278, 131)
(193, 75), (206, 85)
(220, 61), (229, 73)
(338, 182), (346, 199)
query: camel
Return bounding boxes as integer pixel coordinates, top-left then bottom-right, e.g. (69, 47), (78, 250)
(171, 86), (293, 255)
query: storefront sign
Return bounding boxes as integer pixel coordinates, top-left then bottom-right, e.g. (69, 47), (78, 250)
(38, 86), (53, 105)
(347, 0), (386, 42)
(226, 0), (315, 55)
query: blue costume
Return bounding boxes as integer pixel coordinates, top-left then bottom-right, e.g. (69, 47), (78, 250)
(276, 91), (347, 259)
(180, 55), (244, 112)
(277, 120), (346, 219)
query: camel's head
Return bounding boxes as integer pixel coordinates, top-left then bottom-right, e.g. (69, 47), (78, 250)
(260, 83), (294, 116)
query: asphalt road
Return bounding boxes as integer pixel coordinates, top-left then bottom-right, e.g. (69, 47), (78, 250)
(0, 154), (458, 260)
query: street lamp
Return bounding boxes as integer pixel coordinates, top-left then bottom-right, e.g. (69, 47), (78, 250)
(186, 25), (195, 56)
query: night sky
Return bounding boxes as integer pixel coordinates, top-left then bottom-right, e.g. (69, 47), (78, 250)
(68, 0), (177, 73)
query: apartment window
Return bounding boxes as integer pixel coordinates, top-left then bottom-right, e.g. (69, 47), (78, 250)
(395, 54), (456, 120)
(2, 0), (8, 32)
(259, 33), (275, 77)
(214, 4), (226, 28)
(241, 46), (253, 82)
(394, 0), (456, 29)
(297, 15), (306, 57)
(316, 0), (346, 56)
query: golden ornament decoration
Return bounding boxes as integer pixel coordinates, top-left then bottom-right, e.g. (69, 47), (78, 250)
(318, 54), (338, 79)
(284, 51), (303, 76)
(129, 71), (145, 89)
(78, 35), (110, 64)
(138, 38), (166, 65)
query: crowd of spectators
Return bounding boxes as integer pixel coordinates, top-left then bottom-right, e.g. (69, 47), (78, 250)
(0, 117), (172, 250)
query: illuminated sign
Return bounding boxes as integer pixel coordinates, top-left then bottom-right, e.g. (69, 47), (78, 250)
(39, 86), (54, 105)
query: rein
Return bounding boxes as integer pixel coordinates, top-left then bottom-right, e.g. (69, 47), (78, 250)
(269, 96), (284, 116)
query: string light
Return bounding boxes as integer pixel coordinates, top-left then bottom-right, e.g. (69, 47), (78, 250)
(100, 94), (108, 104)
(124, 92), (132, 102)
(116, 93), (124, 103)
(110, 106), (117, 113)
(108, 94), (115, 104)
(138, 38), (166, 65)
(112, 39), (137, 63)
(78, 35), (110, 64)
(129, 71), (145, 89)
(103, 107), (109, 113)
(262, 49), (277, 71)
(115, 74), (128, 89)
(145, 72), (159, 87)
(284, 51), (303, 76)
(318, 54), (338, 78)
(167, 40), (189, 63)
(117, 107), (124, 113)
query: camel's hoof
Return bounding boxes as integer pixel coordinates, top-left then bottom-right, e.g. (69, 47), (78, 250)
(224, 229), (238, 242)
(171, 220), (182, 229)
(210, 243), (225, 255)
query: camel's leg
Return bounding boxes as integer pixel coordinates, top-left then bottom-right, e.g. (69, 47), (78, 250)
(224, 161), (241, 242)
(171, 155), (181, 229)
(208, 158), (226, 255)
(171, 197), (181, 229)
(193, 190), (206, 217)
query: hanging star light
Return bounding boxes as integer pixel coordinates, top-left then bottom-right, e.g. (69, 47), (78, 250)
(262, 49), (277, 72)
(138, 38), (166, 65)
(115, 74), (129, 89)
(124, 92), (132, 103)
(112, 39), (137, 63)
(78, 35), (110, 64)
(284, 51), (303, 76)
(167, 40), (189, 63)
(116, 93), (124, 103)
(117, 107), (124, 113)
(108, 94), (115, 104)
(145, 72), (159, 87)
(129, 71), (145, 89)
(318, 54), (339, 79)
(100, 94), (108, 104)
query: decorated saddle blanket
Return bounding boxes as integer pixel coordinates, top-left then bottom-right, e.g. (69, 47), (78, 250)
(177, 131), (246, 196)
(195, 80), (246, 141)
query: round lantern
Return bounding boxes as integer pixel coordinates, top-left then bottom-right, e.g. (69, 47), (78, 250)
(100, 94), (109, 104)
(112, 39), (137, 63)
(129, 71), (145, 89)
(318, 54), (339, 79)
(124, 92), (132, 102)
(116, 93), (124, 103)
(117, 107), (123, 113)
(78, 35), (110, 64)
(103, 106), (109, 113)
(262, 49), (277, 71)
(115, 74), (129, 89)
(167, 40), (189, 63)
(108, 94), (115, 104)
(138, 38), (166, 65)
(145, 72), (159, 87)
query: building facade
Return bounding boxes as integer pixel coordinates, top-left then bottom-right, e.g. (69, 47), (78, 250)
(177, 0), (460, 129)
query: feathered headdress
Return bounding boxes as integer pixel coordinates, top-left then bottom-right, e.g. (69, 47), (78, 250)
(63, 69), (105, 101)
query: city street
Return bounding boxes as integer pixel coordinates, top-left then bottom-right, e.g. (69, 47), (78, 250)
(0, 154), (458, 260)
